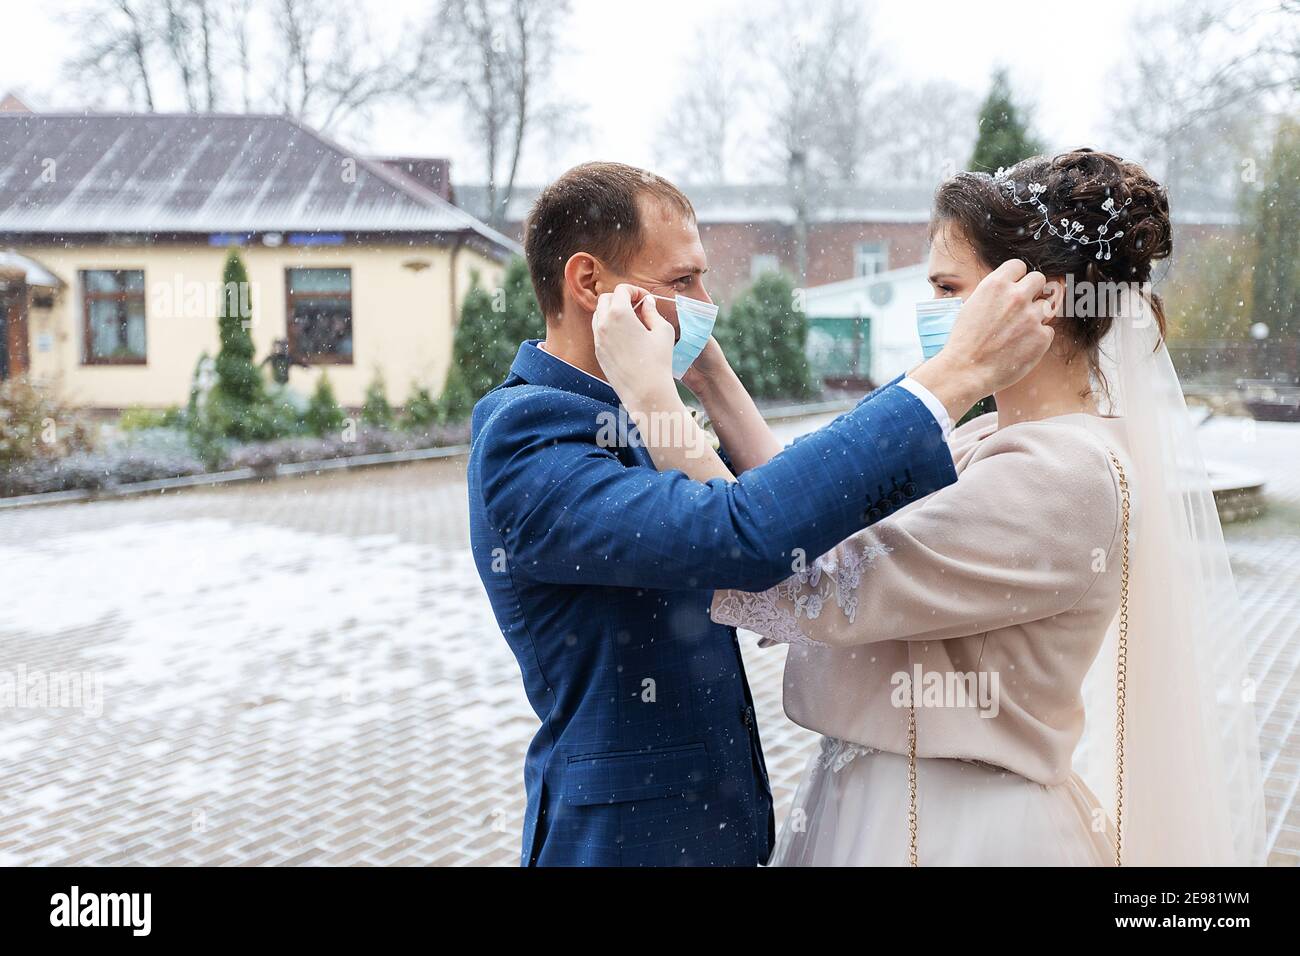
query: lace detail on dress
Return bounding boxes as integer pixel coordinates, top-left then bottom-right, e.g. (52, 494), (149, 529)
(818, 736), (876, 772)
(713, 540), (893, 645)
(712, 589), (819, 646)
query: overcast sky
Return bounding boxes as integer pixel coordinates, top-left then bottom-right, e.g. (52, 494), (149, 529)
(0, 0), (1194, 186)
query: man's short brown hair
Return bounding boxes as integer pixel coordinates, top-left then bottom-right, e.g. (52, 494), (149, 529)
(523, 161), (696, 318)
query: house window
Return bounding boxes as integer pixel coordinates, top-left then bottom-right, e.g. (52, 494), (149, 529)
(750, 253), (781, 279)
(286, 268), (353, 364)
(853, 242), (889, 278)
(82, 269), (146, 364)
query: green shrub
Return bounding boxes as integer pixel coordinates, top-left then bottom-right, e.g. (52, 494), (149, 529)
(1249, 119), (1300, 340)
(361, 370), (394, 427)
(182, 252), (302, 450)
(435, 362), (477, 423)
(304, 373), (346, 437)
(119, 406), (174, 432)
(214, 248), (262, 410)
(713, 272), (818, 401)
(402, 384), (439, 430)
(437, 257), (542, 422)
(213, 389), (302, 441)
(204, 248), (302, 443)
(968, 68), (1043, 174)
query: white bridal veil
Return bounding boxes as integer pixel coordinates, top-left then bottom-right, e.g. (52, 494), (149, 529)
(1074, 289), (1267, 865)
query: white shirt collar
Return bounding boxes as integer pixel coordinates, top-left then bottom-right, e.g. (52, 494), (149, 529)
(537, 341), (608, 385)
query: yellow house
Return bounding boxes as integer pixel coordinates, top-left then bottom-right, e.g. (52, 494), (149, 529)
(0, 112), (518, 409)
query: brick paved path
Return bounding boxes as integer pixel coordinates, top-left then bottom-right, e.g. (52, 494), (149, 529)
(0, 417), (1296, 865)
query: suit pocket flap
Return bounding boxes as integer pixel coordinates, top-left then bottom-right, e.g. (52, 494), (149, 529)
(563, 743), (710, 806)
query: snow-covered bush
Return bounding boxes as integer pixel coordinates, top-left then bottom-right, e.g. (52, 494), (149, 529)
(0, 449), (206, 497)
(225, 423), (469, 473)
(0, 377), (94, 467)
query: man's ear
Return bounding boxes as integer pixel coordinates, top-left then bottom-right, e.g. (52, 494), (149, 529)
(563, 252), (601, 315)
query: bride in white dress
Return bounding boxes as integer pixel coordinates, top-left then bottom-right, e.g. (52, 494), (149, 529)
(595, 149), (1265, 866)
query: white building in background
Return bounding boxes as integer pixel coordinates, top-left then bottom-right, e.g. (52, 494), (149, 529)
(0, 110), (518, 409)
(803, 262), (931, 386)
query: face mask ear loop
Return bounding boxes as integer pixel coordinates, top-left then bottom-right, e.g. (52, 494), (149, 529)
(631, 292), (678, 311)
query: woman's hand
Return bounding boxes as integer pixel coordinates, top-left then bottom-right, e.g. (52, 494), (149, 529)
(592, 283), (676, 410)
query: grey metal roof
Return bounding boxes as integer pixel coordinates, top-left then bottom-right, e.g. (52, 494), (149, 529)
(0, 113), (521, 256)
(458, 177), (1238, 228)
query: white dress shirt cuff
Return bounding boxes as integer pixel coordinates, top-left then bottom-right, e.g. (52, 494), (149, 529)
(898, 376), (953, 442)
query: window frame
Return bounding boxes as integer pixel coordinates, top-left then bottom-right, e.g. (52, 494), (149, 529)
(853, 242), (889, 279)
(81, 268), (147, 366)
(284, 266), (354, 366)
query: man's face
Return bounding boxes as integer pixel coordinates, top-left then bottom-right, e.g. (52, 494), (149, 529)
(597, 195), (711, 336)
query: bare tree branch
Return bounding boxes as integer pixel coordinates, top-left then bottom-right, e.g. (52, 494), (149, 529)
(654, 28), (741, 184)
(869, 80), (980, 187)
(738, 0), (886, 279)
(228, 0), (255, 111)
(66, 0), (160, 111)
(413, 0), (570, 228)
(246, 0), (405, 133)
(162, 0), (200, 110)
(1108, 0), (1287, 197)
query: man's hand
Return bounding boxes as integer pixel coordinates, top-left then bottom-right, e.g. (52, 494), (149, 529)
(680, 336), (732, 398)
(592, 283), (677, 409)
(910, 259), (1055, 423)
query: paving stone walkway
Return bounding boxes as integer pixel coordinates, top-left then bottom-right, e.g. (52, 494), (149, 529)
(0, 416), (1296, 865)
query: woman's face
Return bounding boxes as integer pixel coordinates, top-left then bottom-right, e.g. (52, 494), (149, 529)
(926, 221), (989, 301)
(928, 219), (1070, 373)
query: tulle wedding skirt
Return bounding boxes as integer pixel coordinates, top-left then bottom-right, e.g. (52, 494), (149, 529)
(773, 737), (1115, 867)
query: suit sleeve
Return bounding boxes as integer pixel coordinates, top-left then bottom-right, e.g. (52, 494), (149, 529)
(476, 382), (957, 592)
(711, 425), (1122, 643)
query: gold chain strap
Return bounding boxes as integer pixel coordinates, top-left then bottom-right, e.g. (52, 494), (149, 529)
(905, 449), (1131, 868)
(1109, 450), (1131, 867)
(907, 695), (918, 866)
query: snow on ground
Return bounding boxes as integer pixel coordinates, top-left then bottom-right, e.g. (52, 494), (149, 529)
(0, 414), (1295, 865)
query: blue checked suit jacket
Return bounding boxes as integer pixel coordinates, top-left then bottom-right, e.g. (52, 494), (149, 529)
(467, 341), (957, 866)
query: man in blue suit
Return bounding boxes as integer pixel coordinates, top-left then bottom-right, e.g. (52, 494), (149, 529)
(468, 162), (1054, 866)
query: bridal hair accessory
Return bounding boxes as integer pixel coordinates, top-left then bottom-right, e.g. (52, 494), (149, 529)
(993, 166), (1131, 262)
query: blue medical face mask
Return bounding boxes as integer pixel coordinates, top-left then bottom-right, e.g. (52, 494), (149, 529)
(915, 297), (963, 359)
(671, 296), (719, 379)
(642, 293), (720, 379)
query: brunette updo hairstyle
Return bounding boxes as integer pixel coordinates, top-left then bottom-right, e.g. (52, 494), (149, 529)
(930, 148), (1172, 394)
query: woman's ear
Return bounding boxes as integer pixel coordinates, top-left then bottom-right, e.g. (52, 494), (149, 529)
(563, 252), (601, 315)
